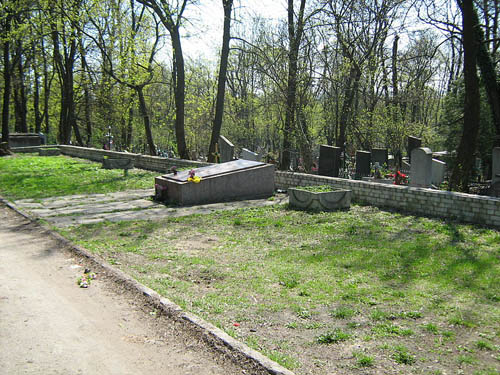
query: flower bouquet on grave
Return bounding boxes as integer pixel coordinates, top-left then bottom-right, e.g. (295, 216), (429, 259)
(187, 169), (202, 183)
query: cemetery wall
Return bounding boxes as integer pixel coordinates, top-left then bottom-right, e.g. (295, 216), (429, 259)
(275, 171), (500, 228)
(58, 145), (210, 172)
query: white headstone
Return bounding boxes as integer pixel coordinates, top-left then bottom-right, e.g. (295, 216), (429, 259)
(493, 147), (500, 183)
(240, 148), (260, 161)
(410, 147), (433, 188)
(431, 158), (446, 186)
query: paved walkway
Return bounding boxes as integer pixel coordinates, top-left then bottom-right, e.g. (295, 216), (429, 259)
(14, 190), (288, 227)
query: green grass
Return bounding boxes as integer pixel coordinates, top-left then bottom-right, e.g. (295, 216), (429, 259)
(2, 154), (499, 375)
(58, 204), (500, 374)
(0, 154), (157, 200)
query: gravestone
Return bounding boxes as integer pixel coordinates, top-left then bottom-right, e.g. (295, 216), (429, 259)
(493, 147), (500, 183)
(240, 148), (260, 162)
(218, 135), (234, 163)
(431, 158), (446, 186)
(355, 150), (371, 179)
(410, 147), (432, 188)
(408, 136), (422, 164)
(154, 159), (274, 205)
(318, 145), (341, 177)
(371, 148), (388, 167)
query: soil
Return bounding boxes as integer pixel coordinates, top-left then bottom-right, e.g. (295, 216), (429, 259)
(0, 204), (250, 374)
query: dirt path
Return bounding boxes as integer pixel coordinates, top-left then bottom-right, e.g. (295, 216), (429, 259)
(0, 205), (247, 374)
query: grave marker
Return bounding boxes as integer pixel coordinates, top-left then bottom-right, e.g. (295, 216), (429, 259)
(240, 148), (260, 162)
(218, 135), (234, 163)
(493, 147), (500, 183)
(371, 148), (388, 167)
(318, 145), (341, 177)
(431, 158), (446, 186)
(355, 150), (371, 179)
(408, 136), (422, 164)
(410, 147), (432, 188)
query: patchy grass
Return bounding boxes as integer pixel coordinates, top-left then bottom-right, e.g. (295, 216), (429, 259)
(58, 205), (500, 374)
(3, 152), (499, 375)
(0, 154), (157, 200)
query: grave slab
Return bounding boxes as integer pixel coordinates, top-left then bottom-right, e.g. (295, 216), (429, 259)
(410, 147), (433, 188)
(355, 150), (371, 179)
(318, 145), (341, 177)
(155, 159), (275, 205)
(408, 136), (422, 163)
(219, 135), (234, 162)
(493, 147), (500, 183)
(432, 158), (446, 186)
(240, 148), (260, 161)
(371, 148), (388, 167)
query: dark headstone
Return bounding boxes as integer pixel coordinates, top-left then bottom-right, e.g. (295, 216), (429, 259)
(493, 147), (500, 184)
(355, 150), (371, 178)
(408, 136), (422, 163)
(371, 148), (388, 167)
(318, 145), (341, 177)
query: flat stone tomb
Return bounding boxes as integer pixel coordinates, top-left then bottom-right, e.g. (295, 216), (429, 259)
(155, 159), (275, 205)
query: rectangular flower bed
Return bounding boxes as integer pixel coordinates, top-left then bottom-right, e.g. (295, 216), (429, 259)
(289, 186), (351, 211)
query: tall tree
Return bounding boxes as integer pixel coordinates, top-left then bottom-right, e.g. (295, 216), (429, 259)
(136, 0), (190, 159)
(1, 0), (13, 144)
(449, 0), (481, 192)
(208, 0), (234, 163)
(281, 0), (307, 171)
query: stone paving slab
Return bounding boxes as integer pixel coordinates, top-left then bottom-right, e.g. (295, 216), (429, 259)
(27, 198), (157, 217)
(15, 191), (288, 228)
(15, 189), (155, 209)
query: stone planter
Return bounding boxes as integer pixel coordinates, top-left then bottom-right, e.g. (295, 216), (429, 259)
(102, 158), (134, 170)
(39, 148), (60, 156)
(288, 187), (351, 211)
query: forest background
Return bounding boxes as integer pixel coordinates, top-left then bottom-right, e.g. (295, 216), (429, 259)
(1, 0), (500, 192)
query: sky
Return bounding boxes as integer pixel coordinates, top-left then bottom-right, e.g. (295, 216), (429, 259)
(180, 0), (287, 61)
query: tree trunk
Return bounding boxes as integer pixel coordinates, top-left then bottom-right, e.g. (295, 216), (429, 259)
(336, 63), (361, 151)
(170, 28), (189, 159)
(1, 13), (12, 144)
(137, 86), (157, 156)
(208, 0), (233, 163)
(13, 40), (28, 133)
(472, 6), (500, 146)
(280, 0), (306, 171)
(449, 0), (481, 192)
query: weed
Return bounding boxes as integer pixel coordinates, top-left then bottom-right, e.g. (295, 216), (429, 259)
(458, 354), (478, 365)
(423, 323), (439, 334)
(393, 345), (416, 365)
(354, 352), (374, 367)
(475, 340), (495, 351)
(317, 329), (351, 344)
(331, 306), (357, 319)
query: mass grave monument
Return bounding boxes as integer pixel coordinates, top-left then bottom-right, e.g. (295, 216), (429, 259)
(155, 159), (275, 205)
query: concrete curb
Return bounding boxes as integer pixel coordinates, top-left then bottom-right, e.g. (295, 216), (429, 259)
(1, 197), (296, 375)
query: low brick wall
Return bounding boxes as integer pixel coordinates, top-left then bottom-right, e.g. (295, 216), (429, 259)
(276, 171), (500, 228)
(58, 145), (210, 172)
